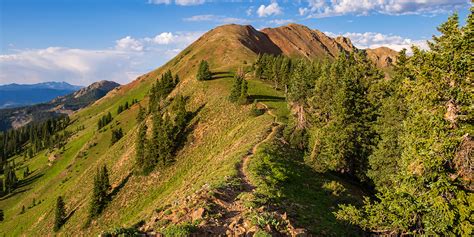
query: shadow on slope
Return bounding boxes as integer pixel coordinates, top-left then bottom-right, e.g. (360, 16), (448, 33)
(248, 132), (365, 236)
(249, 95), (285, 102)
(211, 71), (234, 80)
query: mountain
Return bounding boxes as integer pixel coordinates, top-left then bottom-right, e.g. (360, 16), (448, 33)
(0, 24), (402, 236)
(366, 46), (399, 68)
(0, 80), (120, 131)
(0, 82), (83, 109)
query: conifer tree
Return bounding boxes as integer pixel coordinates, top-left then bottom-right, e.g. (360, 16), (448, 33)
(111, 128), (123, 145)
(88, 165), (110, 219)
(196, 60), (212, 81)
(135, 123), (149, 174)
(238, 79), (249, 104)
(367, 49), (409, 189)
(54, 196), (66, 232)
(136, 105), (145, 123)
(4, 163), (17, 194)
(229, 74), (243, 103)
(174, 74), (180, 85)
(173, 96), (187, 139)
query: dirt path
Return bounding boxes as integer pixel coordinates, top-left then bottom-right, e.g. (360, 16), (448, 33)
(201, 103), (283, 235)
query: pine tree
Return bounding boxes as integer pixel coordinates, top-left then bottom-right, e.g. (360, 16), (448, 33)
(238, 79), (249, 104)
(54, 196), (66, 232)
(111, 128), (123, 145)
(4, 163), (17, 194)
(197, 60), (212, 81)
(308, 54), (380, 180)
(367, 49), (409, 189)
(173, 96), (187, 139)
(174, 74), (180, 85)
(135, 123), (150, 174)
(88, 165), (110, 219)
(136, 105), (145, 123)
(229, 74), (243, 103)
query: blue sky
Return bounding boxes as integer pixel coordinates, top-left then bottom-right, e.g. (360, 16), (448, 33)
(0, 0), (471, 85)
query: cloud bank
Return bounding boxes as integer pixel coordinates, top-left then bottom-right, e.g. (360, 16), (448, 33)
(299, 0), (468, 18)
(0, 32), (203, 85)
(326, 31), (429, 52)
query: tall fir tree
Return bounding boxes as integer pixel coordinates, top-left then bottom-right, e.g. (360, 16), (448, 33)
(229, 74), (243, 103)
(135, 123), (150, 175)
(239, 79), (249, 104)
(54, 196), (66, 232)
(196, 60), (212, 81)
(88, 165), (110, 219)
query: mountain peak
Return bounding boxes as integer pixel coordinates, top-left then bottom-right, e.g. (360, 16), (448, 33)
(72, 80), (120, 98)
(202, 23), (397, 67)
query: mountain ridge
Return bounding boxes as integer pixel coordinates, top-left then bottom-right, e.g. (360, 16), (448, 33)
(0, 80), (120, 131)
(202, 23), (398, 68)
(0, 81), (82, 91)
(0, 82), (84, 109)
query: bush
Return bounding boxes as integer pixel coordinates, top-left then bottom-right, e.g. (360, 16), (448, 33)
(102, 227), (141, 237)
(254, 230), (271, 237)
(322, 181), (346, 196)
(250, 100), (264, 117)
(162, 222), (198, 237)
(250, 212), (283, 231)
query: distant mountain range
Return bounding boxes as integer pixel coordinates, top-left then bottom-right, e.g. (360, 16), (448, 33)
(0, 80), (120, 131)
(0, 81), (83, 109)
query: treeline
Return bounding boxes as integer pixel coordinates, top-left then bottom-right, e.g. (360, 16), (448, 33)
(135, 71), (187, 175)
(335, 13), (473, 236)
(0, 116), (70, 169)
(254, 54), (292, 92)
(253, 52), (382, 167)
(253, 12), (472, 235)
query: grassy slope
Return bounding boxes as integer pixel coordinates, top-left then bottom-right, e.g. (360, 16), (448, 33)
(0, 25), (364, 236)
(0, 29), (270, 235)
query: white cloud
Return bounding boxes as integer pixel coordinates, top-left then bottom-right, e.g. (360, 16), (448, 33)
(115, 36), (144, 52)
(268, 19), (294, 25)
(299, 0), (469, 18)
(148, 0), (206, 6)
(0, 32), (203, 86)
(325, 31), (429, 52)
(151, 32), (175, 44)
(257, 2), (283, 17)
(183, 14), (251, 24)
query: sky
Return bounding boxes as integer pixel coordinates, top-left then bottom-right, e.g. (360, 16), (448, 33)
(0, 0), (471, 86)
